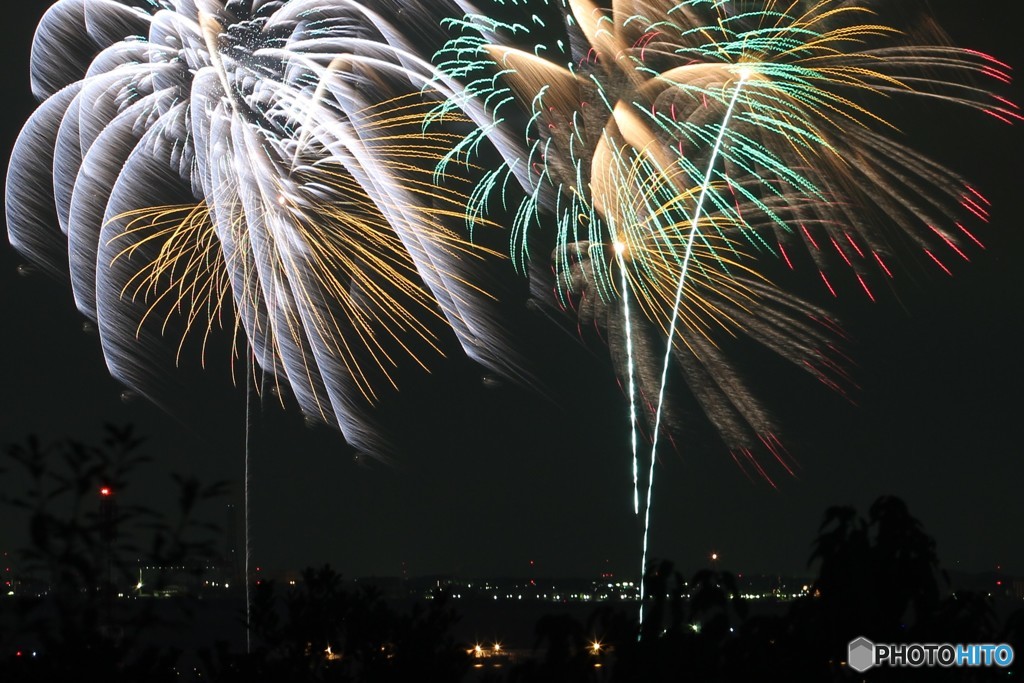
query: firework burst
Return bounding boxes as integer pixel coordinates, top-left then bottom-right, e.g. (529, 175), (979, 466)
(436, 0), (1018, 469)
(6, 0), (535, 453)
(435, 0), (1018, 625)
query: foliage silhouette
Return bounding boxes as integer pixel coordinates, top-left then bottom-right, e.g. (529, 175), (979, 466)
(495, 496), (1021, 683)
(0, 425), (226, 682)
(200, 565), (470, 682)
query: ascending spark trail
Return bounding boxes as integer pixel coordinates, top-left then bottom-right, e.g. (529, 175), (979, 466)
(614, 241), (641, 514)
(244, 355), (255, 654)
(638, 71), (750, 633)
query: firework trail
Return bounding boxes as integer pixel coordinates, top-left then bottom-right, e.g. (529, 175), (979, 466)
(435, 0), (1019, 626)
(5, 0), (540, 455)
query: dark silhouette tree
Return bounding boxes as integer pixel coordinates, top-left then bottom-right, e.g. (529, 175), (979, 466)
(201, 564), (470, 682)
(496, 496), (1011, 683)
(0, 425), (227, 682)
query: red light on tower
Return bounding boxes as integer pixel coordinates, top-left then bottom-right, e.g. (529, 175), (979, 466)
(99, 486), (117, 542)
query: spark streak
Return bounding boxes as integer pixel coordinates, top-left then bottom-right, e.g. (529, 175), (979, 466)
(638, 72), (748, 631)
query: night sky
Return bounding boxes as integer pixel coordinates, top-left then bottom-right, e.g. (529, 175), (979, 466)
(1, 1), (1022, 582)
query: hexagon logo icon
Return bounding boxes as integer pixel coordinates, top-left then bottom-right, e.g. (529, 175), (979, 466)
(848, 637), (875, 672)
